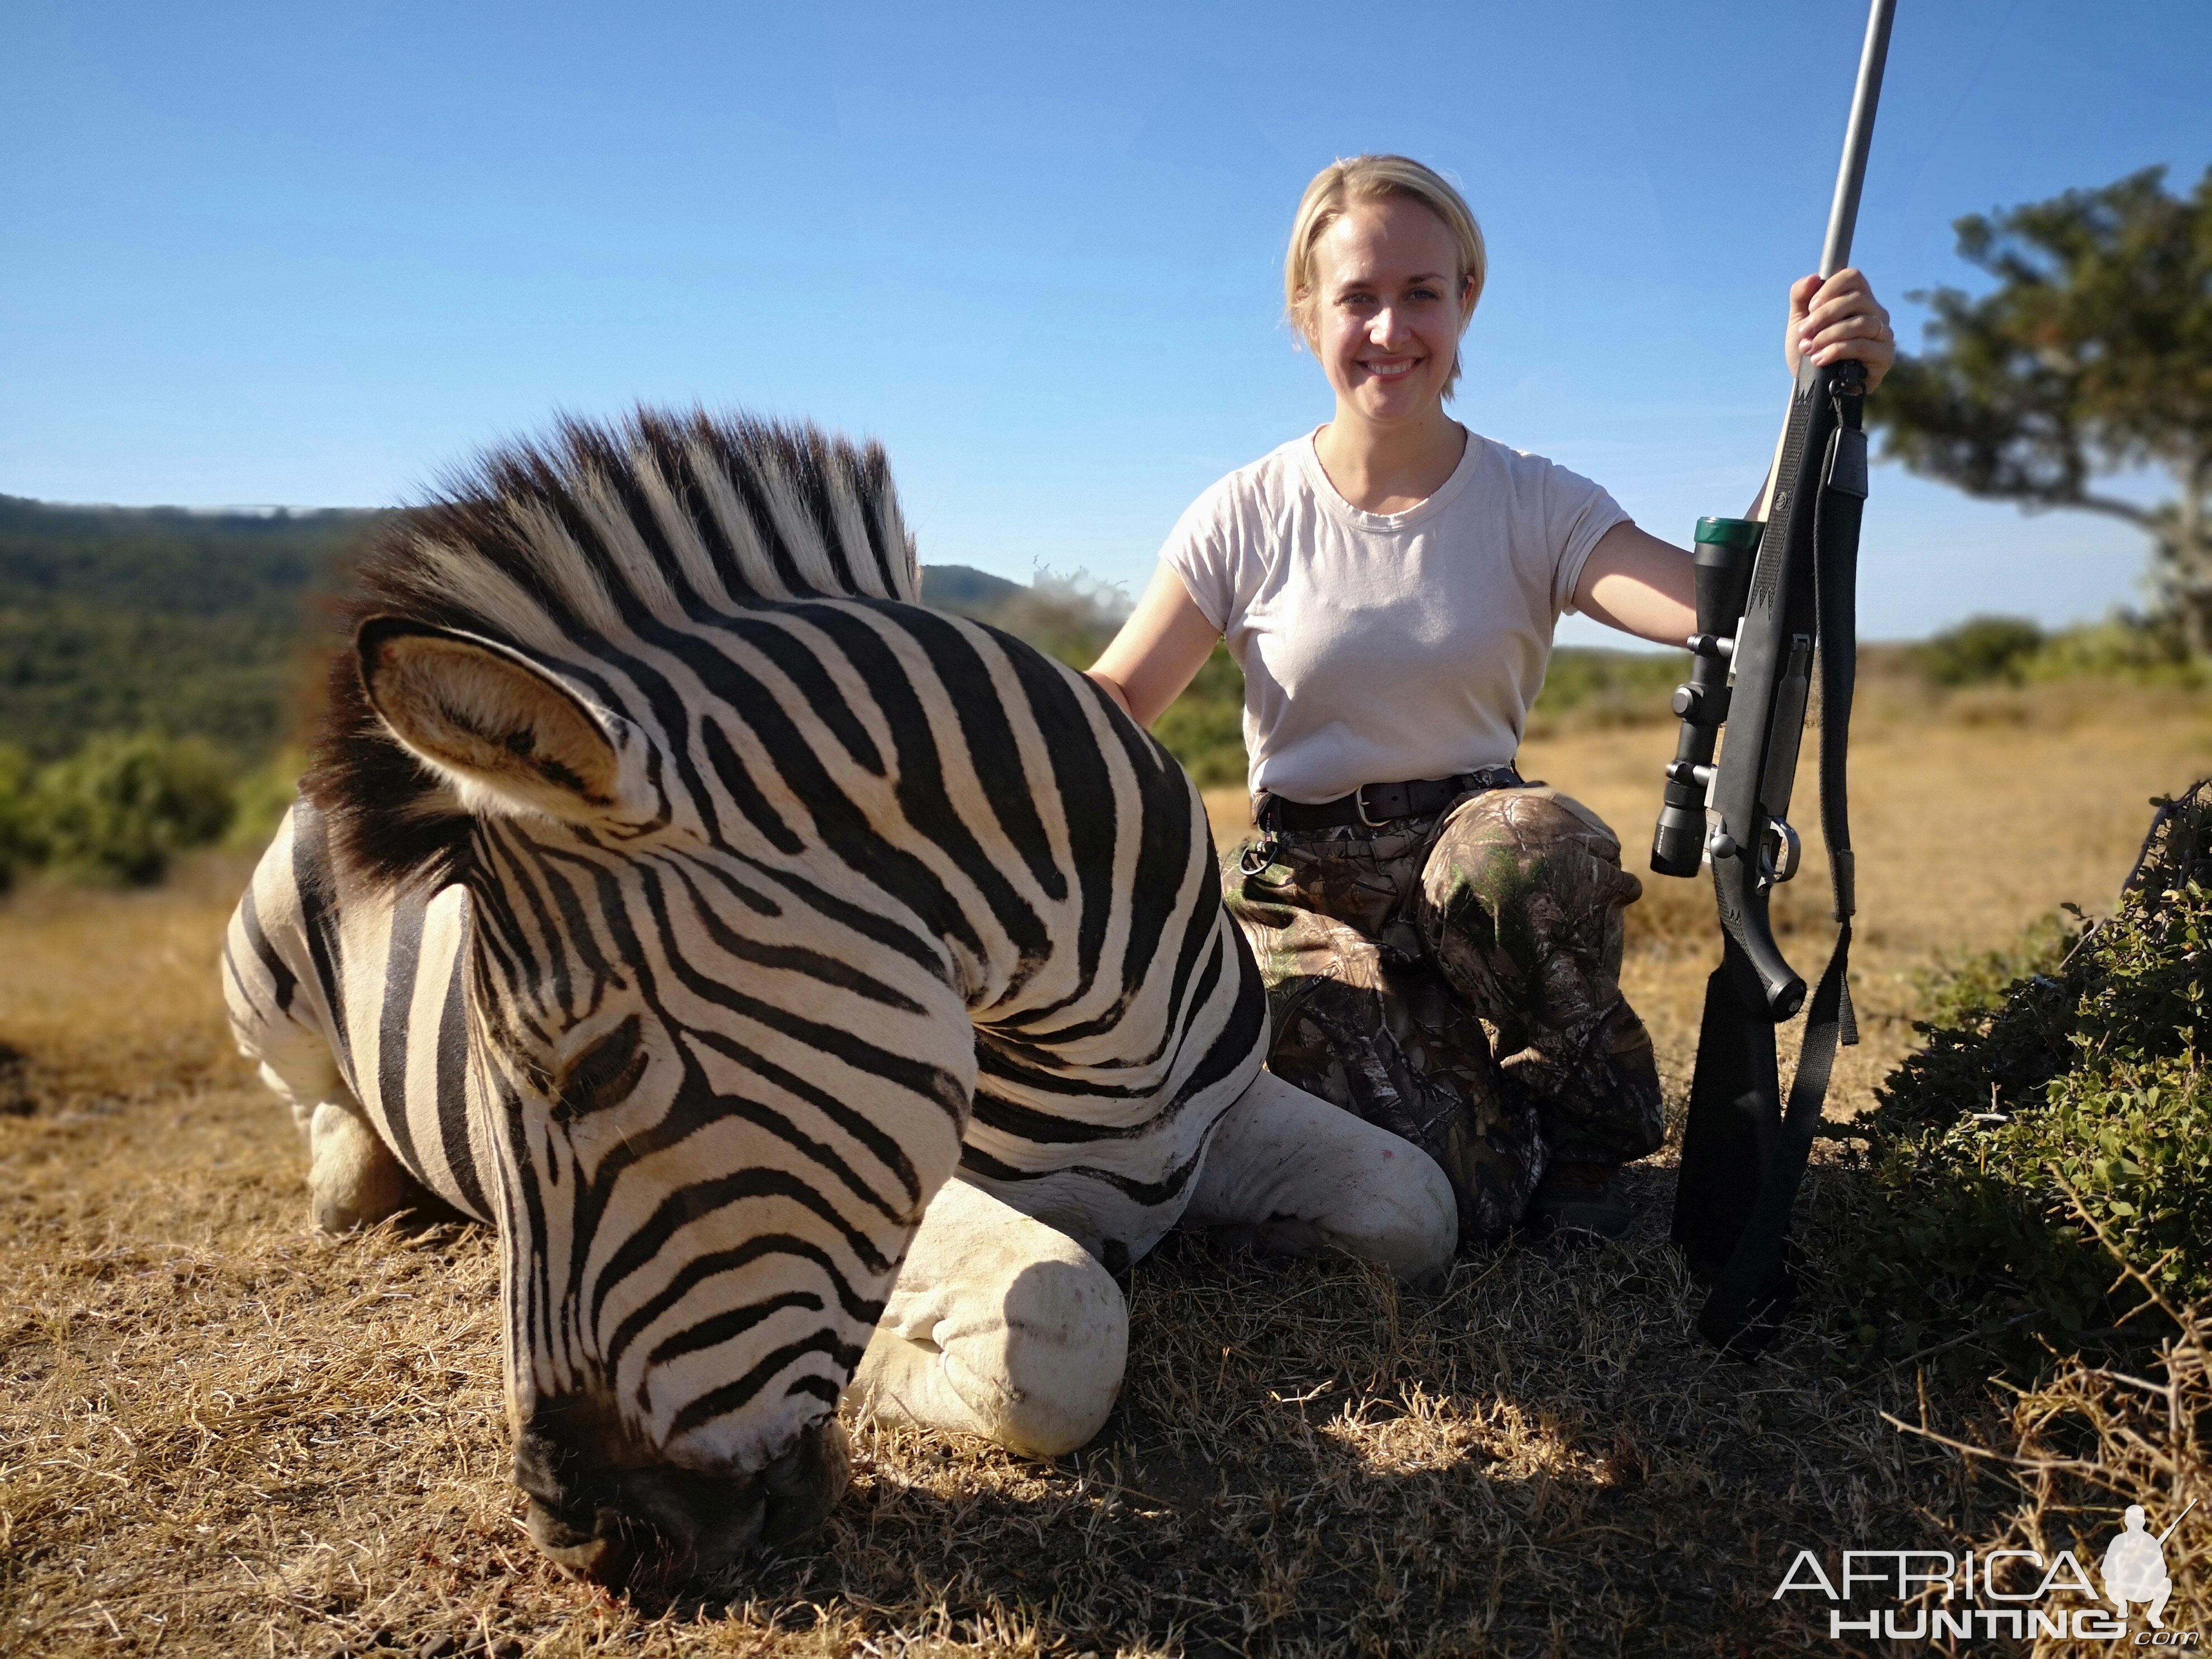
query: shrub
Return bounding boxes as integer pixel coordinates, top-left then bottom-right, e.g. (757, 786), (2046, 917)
(224, 748), (304, 854)
(0, 743), (36, 890)
(1834, 783), (2212, 1377)
(28, 734), (236, 885)
(1151, 644), (1247, 790)
(2024, 610), (2201, 683)
(1914, 615), (2046, 686)
(1526, 648), (1681, 730)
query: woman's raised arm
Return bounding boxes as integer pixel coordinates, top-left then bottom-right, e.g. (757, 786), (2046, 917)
(1086, 564), (1223, 727)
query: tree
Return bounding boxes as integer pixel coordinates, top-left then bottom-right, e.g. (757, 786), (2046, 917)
(1867, 166), (2212, 649)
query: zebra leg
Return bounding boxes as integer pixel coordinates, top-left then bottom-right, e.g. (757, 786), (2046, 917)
(225, 816), (419, 1234)
(244, 1044), (415, 1233)
(1180, 1070), (1458, 1288)
(848, 1180), (1127, 1458)
(229, 998), (415, 1234)
(303, 1095), (414, 1233)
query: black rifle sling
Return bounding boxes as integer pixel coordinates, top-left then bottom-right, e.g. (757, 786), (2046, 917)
(1694, 387), (1865, 1347)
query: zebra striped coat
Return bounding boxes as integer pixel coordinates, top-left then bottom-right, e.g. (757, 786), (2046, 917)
(222, 411), (1266, 1565)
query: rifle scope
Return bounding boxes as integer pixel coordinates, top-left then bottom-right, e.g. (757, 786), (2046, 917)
(1650, 516), (1763, 878)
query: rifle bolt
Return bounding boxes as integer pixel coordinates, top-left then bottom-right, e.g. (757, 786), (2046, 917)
(1707, 831), (1739, 861)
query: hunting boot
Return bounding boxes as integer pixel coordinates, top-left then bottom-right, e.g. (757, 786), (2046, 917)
(1525, 1160), (1633, 1240)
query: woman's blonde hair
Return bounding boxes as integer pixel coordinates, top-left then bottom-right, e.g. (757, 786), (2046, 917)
(1284, 154), (1487, 397)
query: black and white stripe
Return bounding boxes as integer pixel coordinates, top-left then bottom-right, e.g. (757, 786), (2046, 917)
(224, 410), (1265, 1484)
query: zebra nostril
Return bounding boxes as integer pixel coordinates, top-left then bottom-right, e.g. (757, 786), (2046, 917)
(512, 1453), (770, 1584)
(758, 1417), (852, 1547)
(523, 1497), (624, 1579)
(510, 1429), (570, 1507)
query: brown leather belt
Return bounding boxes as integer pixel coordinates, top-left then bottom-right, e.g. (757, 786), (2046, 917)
(1255, 765), (1522, 833)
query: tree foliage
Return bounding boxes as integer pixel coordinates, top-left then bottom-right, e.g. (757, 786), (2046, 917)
(1868, 166), (2212, 645)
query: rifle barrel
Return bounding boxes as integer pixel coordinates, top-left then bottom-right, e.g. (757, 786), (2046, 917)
(1820, 0), (1898, 277)
(2156, 1496), (2199, 1545)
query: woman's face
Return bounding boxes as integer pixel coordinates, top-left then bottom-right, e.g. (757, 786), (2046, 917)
(1303, 197), (1473, 425)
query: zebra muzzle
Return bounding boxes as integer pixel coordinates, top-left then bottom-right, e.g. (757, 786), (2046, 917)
(512, 1415), (852, 1585)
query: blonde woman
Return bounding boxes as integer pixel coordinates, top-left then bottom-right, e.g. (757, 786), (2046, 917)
(1090, 154), (1894, 1243)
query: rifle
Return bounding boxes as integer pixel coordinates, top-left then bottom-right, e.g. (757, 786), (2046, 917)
(1651, 0), (1896, 1350)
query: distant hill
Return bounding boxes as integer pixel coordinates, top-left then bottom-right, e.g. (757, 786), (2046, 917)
(0, 493), (1093, 765)
(12, 492), (2027, 810)
(917, 564), (1025, 616)
(0, 495), (387, 761)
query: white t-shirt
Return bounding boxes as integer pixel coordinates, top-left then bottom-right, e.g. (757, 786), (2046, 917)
(1161, 429), (1629, 804)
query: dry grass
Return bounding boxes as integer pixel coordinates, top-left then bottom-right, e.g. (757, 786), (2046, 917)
(7, 684), (2211, 1656)
(1880, 1206), (2211, 1641)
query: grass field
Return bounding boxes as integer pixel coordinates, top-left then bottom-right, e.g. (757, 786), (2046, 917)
(6, 683), (2210, 1656)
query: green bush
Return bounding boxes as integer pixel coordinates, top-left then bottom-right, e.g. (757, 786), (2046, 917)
(224, 748), (304, 854)
(1834, 785), (2212, 1376)
(1905, 908), (2079, 1036)
(2024, 611), (2201, 683)
(1152, 644), (1247, 789)
(0, 744), (36, 891)
(1526, 648), (1682, 728)
(28, 734), (236, 886)
(1915, 615), (2046, 686)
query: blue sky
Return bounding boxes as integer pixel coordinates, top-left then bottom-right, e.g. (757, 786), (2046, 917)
(3, 1), (2206, 643)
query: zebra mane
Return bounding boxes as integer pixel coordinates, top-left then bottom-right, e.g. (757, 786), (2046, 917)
(303, 408), (919, 889)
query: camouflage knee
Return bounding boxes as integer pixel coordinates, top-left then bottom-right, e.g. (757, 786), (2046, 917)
(1226, 838), (1545, 1244)
(1268, 967), (1544, 1247)
(1416, 788), (1663, 1163)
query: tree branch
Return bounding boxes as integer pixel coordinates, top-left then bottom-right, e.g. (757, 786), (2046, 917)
(2069, 492), (2157, 529)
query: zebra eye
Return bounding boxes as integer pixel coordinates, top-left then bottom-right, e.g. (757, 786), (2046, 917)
(552, 1015), (648, 1122)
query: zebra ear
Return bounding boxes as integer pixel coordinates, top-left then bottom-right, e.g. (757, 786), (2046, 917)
(358, 618), (651, 826)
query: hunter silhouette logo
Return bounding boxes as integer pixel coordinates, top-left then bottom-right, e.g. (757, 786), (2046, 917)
(2103, 1500), (2195, 1632)
(1773, 1500), (2200, 1642)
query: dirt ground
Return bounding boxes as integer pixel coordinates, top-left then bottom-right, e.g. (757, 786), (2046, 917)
(6, 683), (2209, 1657)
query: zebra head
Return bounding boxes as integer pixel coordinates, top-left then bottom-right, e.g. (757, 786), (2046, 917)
(312, 415), (992, 1582)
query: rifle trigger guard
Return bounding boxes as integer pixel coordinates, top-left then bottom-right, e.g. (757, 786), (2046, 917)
(1761, 819), (1803, 886)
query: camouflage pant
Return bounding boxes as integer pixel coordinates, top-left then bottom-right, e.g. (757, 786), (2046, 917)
(1227, 785), (1665, 1244)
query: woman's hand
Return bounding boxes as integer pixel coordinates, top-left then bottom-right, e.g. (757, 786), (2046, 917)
(1784, 268), (1894, 391)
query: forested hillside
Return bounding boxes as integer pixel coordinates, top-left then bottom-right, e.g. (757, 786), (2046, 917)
(0, 497), (1095, 767)
(0, 495), (386, 761)
(0, 496), (1158, 884)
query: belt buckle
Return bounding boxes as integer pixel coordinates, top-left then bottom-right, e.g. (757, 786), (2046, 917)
(1355, 784), (1389, 829)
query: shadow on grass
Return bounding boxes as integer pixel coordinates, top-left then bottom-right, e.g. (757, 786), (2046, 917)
(596, 1178), (1979, 1657)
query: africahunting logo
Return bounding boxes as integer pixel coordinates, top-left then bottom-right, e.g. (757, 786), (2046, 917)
(1773, 1499), (2198, 1643)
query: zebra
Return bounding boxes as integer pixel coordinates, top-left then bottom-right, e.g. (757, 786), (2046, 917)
(222, 410), (1454, 1584)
